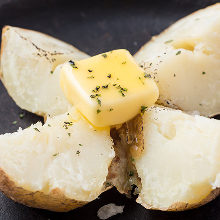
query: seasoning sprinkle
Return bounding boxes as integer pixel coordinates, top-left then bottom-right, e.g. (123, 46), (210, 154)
(19, 113), (25, 119)
(48, 124), (51, 127)
(164, 40), (173, 44)
(50, 71), (53, 74)
(63, 121), (73, 129)
(139, 77), (144, 85)
(69, 60), (78, 69)
(176, 51), (181, 55)
(53, 153), (59, 157)
(87, 75), (95, 79)
(102, 54), (107, 58)
(144, 73), (151, 78)
(109, 108), (113, 112)
(141, 106), (147, 113)
(34, 127), (40, 132)
(102, 84), (109, 89)
(90, 94), (96, 98)
(12, 121), (17, 125)
(92, 86), (100, 93)
(79, 144), (83, 146)
(68, 133), (71, 137)
(107, 74), (112, 78)
(76, 150), (80, 155)
(122, 61), (126, 64)
(97, 98), (101, 106)
(128, 171), (134, 177)
(202, 71), (206, 75)
(88, 69), (93, 72)
(97, 109), (101, 114)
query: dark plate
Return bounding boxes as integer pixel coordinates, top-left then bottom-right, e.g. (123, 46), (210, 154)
(0, 0), (219, 219)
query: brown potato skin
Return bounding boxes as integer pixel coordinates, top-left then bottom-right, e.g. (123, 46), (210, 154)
(137, 188), (220, 211)
(0, 168), (87, 212)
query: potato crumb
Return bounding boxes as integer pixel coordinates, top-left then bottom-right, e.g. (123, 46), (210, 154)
(97, 203), (124, 219)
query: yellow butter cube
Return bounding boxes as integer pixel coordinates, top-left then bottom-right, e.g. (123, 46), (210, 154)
(60, 49), (159, 127)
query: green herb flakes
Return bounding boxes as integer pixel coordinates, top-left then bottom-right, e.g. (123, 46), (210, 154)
(141, 106), (147, 113)
(50, 71), (53, 74)
(128, 171), (134, 177)
(144, 73), (151, 78)
(53, 153), (59, 157)
(97, 109), (101, 114)
(138, 77), (144, 85)
(34, 128), (40, 132)
(12, 121), (17, 125)
(97, 98), (101, 106)
(90, 94), (96, 98)
(164, 40), (173, 44)
(202, 71), (206, 75)
(102, 84), (109, 89)
(87, 75), (95, 79)
(69, 60), (78, 69)
(92, 86), (100, 93)
(19, 113), (25, 119)
(63, 121), (73, 129)
(176, 51), (181, 55)
(122, 61), (126, 64)
(76, 150), (80, 155)
(102, 54), (107, 58)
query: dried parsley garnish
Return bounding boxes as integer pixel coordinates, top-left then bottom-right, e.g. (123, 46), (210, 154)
(69, 60), (78, 69)
(141, 106), (147, 113)
(97, 109), (101, 114)
(34, 127), (40, 132)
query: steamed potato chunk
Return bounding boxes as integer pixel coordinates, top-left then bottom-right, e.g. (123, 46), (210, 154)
(135, 4), (220, 117)
(134, 106), (220, 210)
(0, 109), (114, 211)
(0, 26), (89, 117)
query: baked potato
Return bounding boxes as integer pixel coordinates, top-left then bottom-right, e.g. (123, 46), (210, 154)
(0, 108), (114, 212)
(124, 106), (220, 211)
(0, 26), (89, 117)
(135, 3), (220, 117)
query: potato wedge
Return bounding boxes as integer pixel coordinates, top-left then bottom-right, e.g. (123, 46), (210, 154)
(135, 3), (220, 117)
(0, 26), (89, 117)
(125, 106), (220, 211)
(0, 108), (114, 212)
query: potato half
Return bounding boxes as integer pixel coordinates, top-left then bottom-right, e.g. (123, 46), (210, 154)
(0, 26), (89, 117)
(0, 108), (114, 212)
(126, 106), (220, 211)
(135, 3), (220, 117)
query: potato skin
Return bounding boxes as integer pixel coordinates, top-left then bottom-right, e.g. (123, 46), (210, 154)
(0, 168), (87, 212)
(136, 188), (220, 211)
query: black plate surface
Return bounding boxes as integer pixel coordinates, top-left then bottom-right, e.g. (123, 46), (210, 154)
(0, 0), (220, 219)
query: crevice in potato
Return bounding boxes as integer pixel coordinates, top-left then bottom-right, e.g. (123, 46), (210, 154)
(172, 39), (196, 52)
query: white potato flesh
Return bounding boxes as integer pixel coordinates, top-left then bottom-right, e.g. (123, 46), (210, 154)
(0, 109), (114, 202)
(1, 26), (89, 117)
(135, 4), (220, 117)
(134, 106), (220, 210)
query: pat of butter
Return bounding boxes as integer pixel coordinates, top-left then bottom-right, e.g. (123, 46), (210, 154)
(60, 49), (159, 127)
